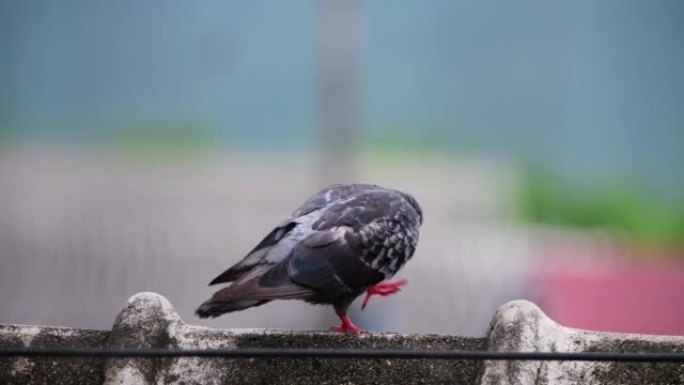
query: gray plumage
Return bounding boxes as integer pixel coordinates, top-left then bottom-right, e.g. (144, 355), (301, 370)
(195, 183), (423, 321)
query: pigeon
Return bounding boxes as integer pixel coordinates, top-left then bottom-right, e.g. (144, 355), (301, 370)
(195, 183), (423, 332)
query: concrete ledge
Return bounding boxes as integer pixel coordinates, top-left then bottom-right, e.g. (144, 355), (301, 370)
(0, 324), (109, 385)
(102, 293), (484, 384)
(2, 292), (683, 384)
(483, 300), (684, 384)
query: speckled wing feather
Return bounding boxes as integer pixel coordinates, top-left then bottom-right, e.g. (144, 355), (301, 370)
(208, 184), (380, 285)
(208, 222), (297, 285)
(257, 227), (383, 301)
(258, 189), (421, 300)
(312, 189), (421, 277)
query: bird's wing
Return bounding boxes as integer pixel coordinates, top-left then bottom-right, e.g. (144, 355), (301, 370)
(209, 222), (297, 285)
(208, 183), (380, 286)
(206, 188), (418, 304)
(206, 226), (382, 304)
(208, 263), (315, 302)
(289, 183), (379, 217)
(259, 190), (404, 298)
(280, 227), (385, 298)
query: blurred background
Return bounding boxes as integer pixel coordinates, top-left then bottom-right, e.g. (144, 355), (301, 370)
(1, 0), (683, 337)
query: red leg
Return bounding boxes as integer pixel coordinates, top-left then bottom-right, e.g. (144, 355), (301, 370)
(361, 279), (407, 310)
(330, 309), (364, 332)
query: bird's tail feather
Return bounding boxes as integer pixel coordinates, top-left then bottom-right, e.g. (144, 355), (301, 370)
(196, 261), (314, 318)
(195, 299), (269, 318)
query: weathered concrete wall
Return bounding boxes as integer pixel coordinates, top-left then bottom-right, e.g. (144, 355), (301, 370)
(482, 301), (684, 385)
(1, 292), (683, 385)
(102, 293), (484, 384)
(0, 324), (109, 385)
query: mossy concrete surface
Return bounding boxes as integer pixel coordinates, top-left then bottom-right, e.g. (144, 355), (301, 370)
(0, 324), (109, 385)
(1, 293), (683, 384)
(482, 300), (684, 385)
(102, 293), (484, 385)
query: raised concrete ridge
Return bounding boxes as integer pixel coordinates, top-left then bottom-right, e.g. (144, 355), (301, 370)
(1, 292), (682, 384)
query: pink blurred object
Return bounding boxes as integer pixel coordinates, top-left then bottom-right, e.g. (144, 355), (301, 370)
(534, 259), (684, 335)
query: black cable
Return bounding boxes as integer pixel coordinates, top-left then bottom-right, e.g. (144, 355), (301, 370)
(1, 348), (683, 362)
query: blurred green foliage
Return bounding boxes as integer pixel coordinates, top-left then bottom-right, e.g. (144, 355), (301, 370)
(109, 120), (212, 163)
(520, 171), (684, 247)
(362, 138), (434, 162)
(0, 112), (15, 145)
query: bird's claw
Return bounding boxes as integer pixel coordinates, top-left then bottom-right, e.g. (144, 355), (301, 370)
(361, 279), (408, 310)
(330, 324), (365, 333)
(331, 311), (365, 332)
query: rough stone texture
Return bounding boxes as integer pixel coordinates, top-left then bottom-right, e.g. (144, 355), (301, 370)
(103, 293), (484, 385)
(2, 293), (683, 384)
(481, 300), (684, 385)
(0, 324), (109, 385)
(230, 331), (483, 385)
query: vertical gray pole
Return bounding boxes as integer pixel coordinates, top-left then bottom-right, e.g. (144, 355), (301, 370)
(315, 0), (360, 185)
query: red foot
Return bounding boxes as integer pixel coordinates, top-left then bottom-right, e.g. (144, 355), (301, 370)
(331, 310), (365, 333)
(361, 279), (407, 310)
